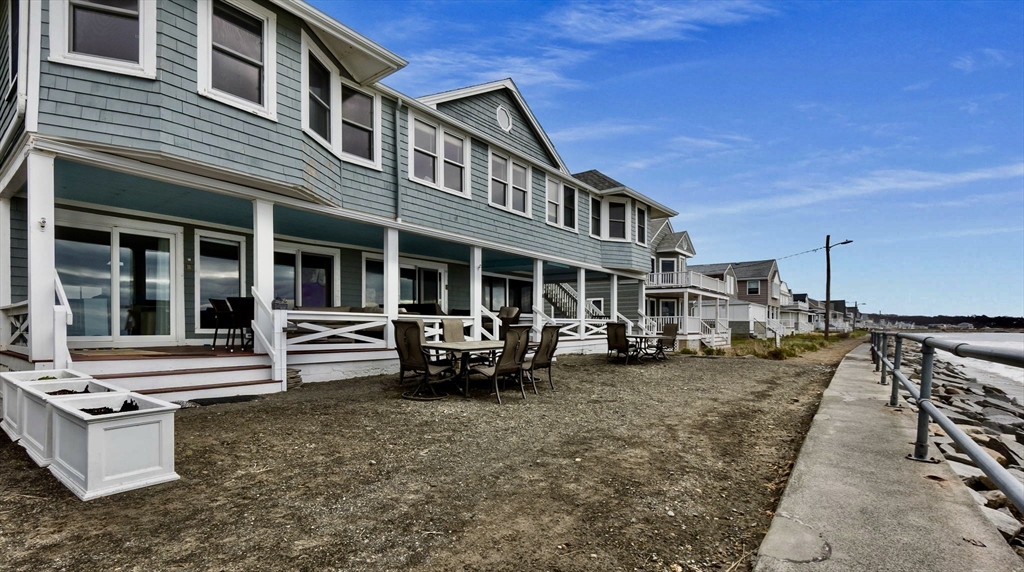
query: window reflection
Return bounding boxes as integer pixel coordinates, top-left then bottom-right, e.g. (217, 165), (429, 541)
(56, 227), (112, 337)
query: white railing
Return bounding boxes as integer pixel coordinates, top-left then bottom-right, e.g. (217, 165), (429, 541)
(646, 271), (730, 295)
(542, 283), (604, 319)
(1, 300), (29, 353)
(479, 306), (500, 340)
(637, 310), (656, 335)
(766, 318), (784, 336)
(53, 276), (73, 368)
(550, 318), (607, 340)
(419, 316), (474, 342)
(251, 287), (283, 383)
(614, 311), (635, 335)
(651, 315), (702, 334)
(285, 310), (389, 350)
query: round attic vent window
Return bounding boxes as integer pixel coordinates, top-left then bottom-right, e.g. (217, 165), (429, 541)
(496, 105), (513, 132)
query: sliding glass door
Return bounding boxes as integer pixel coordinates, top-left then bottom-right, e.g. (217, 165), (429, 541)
(55, 219), (179, 344)
(274, 244), (340, 309)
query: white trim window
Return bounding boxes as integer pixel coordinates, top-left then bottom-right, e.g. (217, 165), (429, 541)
(7, 0), (19, 92)
(194, 230), (247, 333)
(590, 196), (601, 238)
(747, 280), (760, 296)
(606, 199), (630, 241)
(489, 150), (530, 216)
(47, 0), (157, 79)
(636, 205), (647, 246)
(409, 114), (470, 198)
(545, 177), (578, 231)
(587, 297), (604, 314)
(299, 31), (382, 169)
(198, 0), (277, 120)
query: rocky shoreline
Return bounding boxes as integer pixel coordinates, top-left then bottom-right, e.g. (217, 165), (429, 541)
(894, 341), (1024, 557)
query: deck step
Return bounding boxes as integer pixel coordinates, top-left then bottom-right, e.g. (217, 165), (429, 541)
(142, 379), (282, 403)
(72, 354), (270, 376)
(92, 364), (269, 380)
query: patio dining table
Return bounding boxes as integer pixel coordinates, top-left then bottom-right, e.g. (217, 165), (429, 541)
(625, 334), (663, 362)
(425, 340), (505, 397)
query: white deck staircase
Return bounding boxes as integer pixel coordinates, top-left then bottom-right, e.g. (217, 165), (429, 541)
(542, 283), (605, 320)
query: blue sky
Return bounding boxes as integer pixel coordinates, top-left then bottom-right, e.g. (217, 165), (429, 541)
(312, 1), (1024, 317)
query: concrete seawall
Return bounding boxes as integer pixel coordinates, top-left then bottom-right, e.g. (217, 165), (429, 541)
(753, 343), (1023, 572)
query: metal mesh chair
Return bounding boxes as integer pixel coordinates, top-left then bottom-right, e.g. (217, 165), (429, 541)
(524, 324), (561, 392)
(468, 325), (530, 404)
(652, 323), (678, 360)
(394, 319), (455, 400)
(606, 322), (637, 364)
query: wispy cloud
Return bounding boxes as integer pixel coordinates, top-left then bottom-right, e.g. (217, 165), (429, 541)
(549, 120), (656, 143)
(390, 47), (590, 96)
(951, 48), (1013, 73)
(905, 190), (1023, 209)
(902, 80), (934, 92)
(675, 162), (1024, 221)
(864, 226), (1024, 245)
(543, 0), (774, 44)
(622, 131), (756, 169)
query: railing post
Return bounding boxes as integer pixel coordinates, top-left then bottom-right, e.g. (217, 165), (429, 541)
(872, 332), (880, 370)
(888, 336), (902, 407)
(910, 344), (936, 462)
(879, 333), (889, 385)
(52, 305), (67, 369)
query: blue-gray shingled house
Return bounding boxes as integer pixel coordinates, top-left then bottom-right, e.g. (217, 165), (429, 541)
(0, 0), (687, 399)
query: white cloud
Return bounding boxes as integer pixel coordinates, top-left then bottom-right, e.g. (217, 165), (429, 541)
(675, 162), (1024, 221)
(619, 131), (756, 170)
(902, 80), (934, 92)
(952, 49), (1013, 73)
(864, 226), (1024, 245)
(906, 190), (1023, 209)
(543, 0), (774, 44)
(548, 120), (655, 143)
(952, 55), (976, 73)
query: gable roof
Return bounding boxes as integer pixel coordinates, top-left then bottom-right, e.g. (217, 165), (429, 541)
(418, 78), (569, 174)
(689, 263), (733, 277)
(729, 259), (778, 281)
(657, 230), (695, 256)
(571, 169), (678, 218)
(272, 0), (406, 84)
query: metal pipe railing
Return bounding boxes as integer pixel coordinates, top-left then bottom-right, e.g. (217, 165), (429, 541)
(872, 331), (1024, 513)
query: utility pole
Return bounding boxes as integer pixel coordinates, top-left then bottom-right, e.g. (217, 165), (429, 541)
(823, 235), (853, 340)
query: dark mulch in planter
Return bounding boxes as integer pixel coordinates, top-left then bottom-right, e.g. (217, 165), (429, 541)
(80, 399), (140, 416)
(47, 388), (91, 396)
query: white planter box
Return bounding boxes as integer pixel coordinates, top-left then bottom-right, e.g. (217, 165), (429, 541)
(19, 380), (128, 467)
(1, 369), (93, 442)
(48, 392), (180, 501)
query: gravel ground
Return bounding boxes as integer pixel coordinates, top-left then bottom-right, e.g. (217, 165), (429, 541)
(0, 338), (864, 572)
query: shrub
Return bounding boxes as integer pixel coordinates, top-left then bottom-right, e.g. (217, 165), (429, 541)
(766, 347), (787, 360)
(679, 347), (696, 355)
(837, 332), (850, 339)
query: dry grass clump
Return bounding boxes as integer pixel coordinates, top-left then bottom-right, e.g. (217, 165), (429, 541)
(729, 332), (867, 360)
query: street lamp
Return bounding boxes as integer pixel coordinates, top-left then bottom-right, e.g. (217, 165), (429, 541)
(824, 235), (853, 340)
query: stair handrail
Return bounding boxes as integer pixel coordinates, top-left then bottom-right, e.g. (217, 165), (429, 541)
(614, 311), (635, 335)
(637, 310), (656, 335)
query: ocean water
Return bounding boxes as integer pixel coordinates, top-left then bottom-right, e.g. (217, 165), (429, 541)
(926, 332), (1024, 398)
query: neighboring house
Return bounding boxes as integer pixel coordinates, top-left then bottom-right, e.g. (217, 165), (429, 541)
(780, 283), (812, 334)
(706, 259), (783, 339)
(0, 1), (670, 399)
(829, 300), (851, 333)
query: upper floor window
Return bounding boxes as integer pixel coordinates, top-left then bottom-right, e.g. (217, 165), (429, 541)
(636, 207), (647, 246)
(545, 177), (577, 231)
(489, 151), (530, 216)
(8, 0), (19, 90)
(409, 115), (470, 198)
(660, 258), (676, 273)
(590, 197), (601, 238)
(747, 280), (760, 295)
(300, 31), (381, 169)
(199, 0), (277, 120)
(608, 202), (627, 240)
(48, 0), (156, 78)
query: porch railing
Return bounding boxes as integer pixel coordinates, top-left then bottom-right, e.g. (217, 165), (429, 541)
(637, 310), (657, 335)
(614, 311), (636, 335)
(646, 270), (730, 295)
(0, 300), (28, 353)
(53, 276), (73, 368)
(479, 306), (500, 340)
(871, 332), (1024, 513)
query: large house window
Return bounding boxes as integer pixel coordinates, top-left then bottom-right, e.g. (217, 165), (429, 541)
(409, 115), (469, 197)
(636, 207), (647, 245)
(195, 232), (245, 331)
(48, 0), (156, 78)
(198, 0), (277, 119)
(747, 280), (760, 295)
(274, 244), (339, 309)
(590, 197), (601, 238)
(300, 31), (382, 168)
(608, 202), (627, 240)
(545, 177), (577, 230)
(489, 151), (530, 216)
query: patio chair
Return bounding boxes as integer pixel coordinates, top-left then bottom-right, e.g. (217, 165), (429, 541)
(394, 319), (455, 400)
(606, 322), (638, 365)
(468, 325), (530, 404)
(497, 306), (521, 340)
(651, 323), (679, 360)
(227, 296), (255, 350)
(524, 324), (561, 392)
(441, 318), (491, 368)
(209, 298), (236, 350)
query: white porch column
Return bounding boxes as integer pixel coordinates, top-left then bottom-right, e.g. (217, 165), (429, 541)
(383, 228), (400, 348)
(252, 199), (274, 354)
(532, 259), (543, 336)
(682, 291), (689, 333)
(470, 246), (482, 340)
(576, 267), (586, 339)
(637, 277), (646, 333)
(26, 151), (56, 363)
(0, 196), (10, 349)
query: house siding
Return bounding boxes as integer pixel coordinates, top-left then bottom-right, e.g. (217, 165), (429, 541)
(435, 89), (558, 169)
(9, 194), (26, 302)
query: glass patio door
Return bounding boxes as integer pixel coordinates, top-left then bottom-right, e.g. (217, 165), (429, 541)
(116, 231), (172, 337)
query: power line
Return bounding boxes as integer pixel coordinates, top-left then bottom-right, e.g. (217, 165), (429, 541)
(778, 239), (852, 260)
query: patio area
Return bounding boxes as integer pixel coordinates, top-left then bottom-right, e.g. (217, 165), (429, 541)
(0, 342), (862, 571)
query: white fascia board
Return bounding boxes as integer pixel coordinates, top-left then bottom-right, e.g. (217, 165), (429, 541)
(271, 0), (406, 84)
(592, 185), (678, 218)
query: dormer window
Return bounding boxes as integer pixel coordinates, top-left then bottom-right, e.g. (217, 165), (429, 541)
(48, 0), (157, 78)
(608, 202), (627, 239)
(300, 31), (382, 169)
